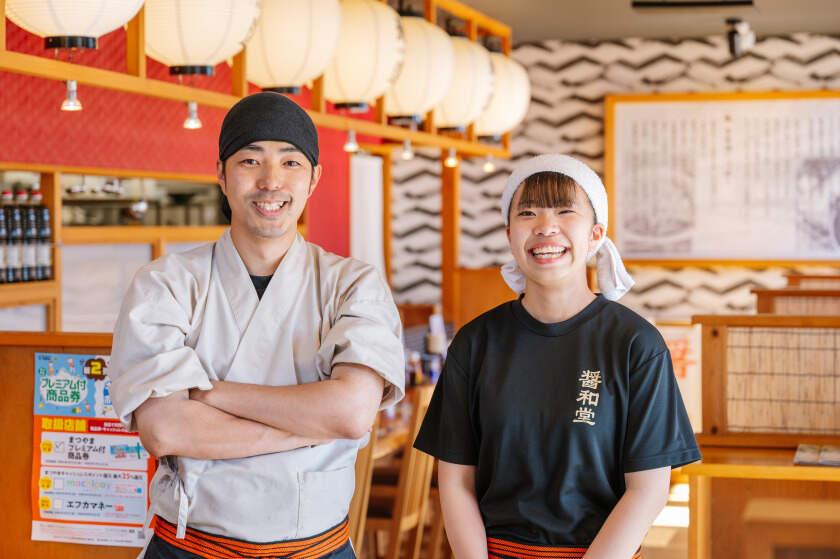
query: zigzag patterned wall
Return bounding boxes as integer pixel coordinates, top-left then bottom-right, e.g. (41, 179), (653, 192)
(391, 33), (840, 319)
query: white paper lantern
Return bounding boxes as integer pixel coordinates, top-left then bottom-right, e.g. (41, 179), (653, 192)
(384, 16), (454, 118)
(247, 0), (341, 90)
(323, 0), (404, 106)
(434, 37), (493, 128)
(475, 53), (530, 137)
(145, 0), (260, 72)
(6, 0), (143, 47)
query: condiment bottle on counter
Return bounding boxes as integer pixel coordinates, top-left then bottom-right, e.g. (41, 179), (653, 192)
(408, 351), (424, 387)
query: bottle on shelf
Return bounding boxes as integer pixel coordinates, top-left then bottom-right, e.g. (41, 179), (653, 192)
(6, 202), (23, 283)
(37, 205), (53, 281)
(0, 201), (7, 285)
(22, 204), (38, 282)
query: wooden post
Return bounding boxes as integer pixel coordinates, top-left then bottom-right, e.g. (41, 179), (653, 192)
(688, 475), (711, 559)
(151, 238), (165, 260)
(231, 49), (248, 97)
(374, 96), (387, 125)
(423, 1), (438, 134)
(125, 7), (146, 78)
(40, 171), (62, 331)
(441, 153), (461, 325)
(382, 152), (393, 284)
(0, 0), (6, 52)
(310, 76), (326, 113)
(701, 324), (728, 436)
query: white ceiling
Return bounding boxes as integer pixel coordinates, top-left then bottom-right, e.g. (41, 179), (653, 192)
(459, 0), (840, 43)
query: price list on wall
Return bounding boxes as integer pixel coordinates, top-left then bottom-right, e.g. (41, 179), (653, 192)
(613, 98), (840, 259)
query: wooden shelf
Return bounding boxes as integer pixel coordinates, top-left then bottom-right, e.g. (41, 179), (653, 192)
(0, 280), (59, 309)
(62, 225), (227, 245)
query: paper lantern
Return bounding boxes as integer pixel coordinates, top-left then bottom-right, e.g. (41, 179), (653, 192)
(384, 15), (454, 118)
(434, 37), (493, 128)
(475, 53), (530, 137)
(246, 0), (341, 91)
(323, 0), (404, 107)
(6, 0), (144, 48)
(145, 0), (260, 74)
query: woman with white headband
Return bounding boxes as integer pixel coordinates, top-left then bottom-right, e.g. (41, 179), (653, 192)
(415, 155), (699, 559)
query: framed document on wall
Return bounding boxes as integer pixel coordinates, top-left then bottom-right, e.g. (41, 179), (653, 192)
(604, 91), (840, 264)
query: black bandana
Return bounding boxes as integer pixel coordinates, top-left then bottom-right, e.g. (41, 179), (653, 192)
(218, 92), (319, 221)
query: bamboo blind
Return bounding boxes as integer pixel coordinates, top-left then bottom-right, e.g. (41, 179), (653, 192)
(775, 297), (840, 315)
(726, 327), (840, 434)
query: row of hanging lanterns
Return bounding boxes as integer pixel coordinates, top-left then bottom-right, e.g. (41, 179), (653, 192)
(5, 0), (530, 146)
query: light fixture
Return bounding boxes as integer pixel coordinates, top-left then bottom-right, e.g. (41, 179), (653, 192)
(444, 148), (458, 168)
(183, 101), (202, 129)
(145, 0), (260, 76)
(246, 0), (341, 92)
(400, 139), (415, 161)
(60, 80), (82, 111)
(435, 37), (494, 129)
(6, 0), (143, 51)
(323, 0), (404, 110)
(385, 15), (455, 119)
(475, 53), (531, 138)
(482, 155), (495, 174)
(343, 130), (359, 153)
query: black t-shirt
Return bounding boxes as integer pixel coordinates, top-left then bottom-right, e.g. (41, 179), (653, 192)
(250, 275), (273, 299)
(413, 295), (700, 546)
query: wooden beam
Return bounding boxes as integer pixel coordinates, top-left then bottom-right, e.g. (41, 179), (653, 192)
(0, 49), (239, 108)
(0, 47), (510, 157)
(40, 171), (62, 331)
(125, 7), (146, 78)
(231, 49), (248, 97)
(0, 331), (112, 347)
(434, 0), (511, 39)
(441, 154), (461, 325)
(0, 162), (217, 183)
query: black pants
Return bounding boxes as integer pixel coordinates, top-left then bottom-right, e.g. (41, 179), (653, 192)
(144, 535), (356, 559)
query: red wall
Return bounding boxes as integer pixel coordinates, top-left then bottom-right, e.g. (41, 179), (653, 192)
(0, 21), (351, 255)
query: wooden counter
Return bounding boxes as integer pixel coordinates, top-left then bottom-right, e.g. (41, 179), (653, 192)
(684, 446), (840, 559)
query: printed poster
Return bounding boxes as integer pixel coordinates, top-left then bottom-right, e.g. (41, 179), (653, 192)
(31, 352), (155, 547)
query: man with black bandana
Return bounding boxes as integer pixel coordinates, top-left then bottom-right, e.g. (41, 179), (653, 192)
(109, 92), (405, 559)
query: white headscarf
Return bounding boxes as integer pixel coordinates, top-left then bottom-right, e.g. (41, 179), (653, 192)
(500, 154), (634, 301)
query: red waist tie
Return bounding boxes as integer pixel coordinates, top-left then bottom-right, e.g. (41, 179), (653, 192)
(487, 537), (642, 559)
(153, 515), (350, 559)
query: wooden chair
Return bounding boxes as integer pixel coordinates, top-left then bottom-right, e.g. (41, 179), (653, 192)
(349, 414), (380, 552)
(364, 386), (436, 559)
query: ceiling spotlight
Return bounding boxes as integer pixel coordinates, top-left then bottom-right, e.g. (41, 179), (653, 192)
(444, 147), (458, 168)
(726, 18), (756, 58)
(482, 155), (495, 174)
(60, 80), (82, 111)
(343, 129), (359, 153)
(400, 139), (415, 161)
(183, 100), (202, 129)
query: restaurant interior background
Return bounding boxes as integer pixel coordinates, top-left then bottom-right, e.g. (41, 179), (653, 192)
(1, 0), (839, 558)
